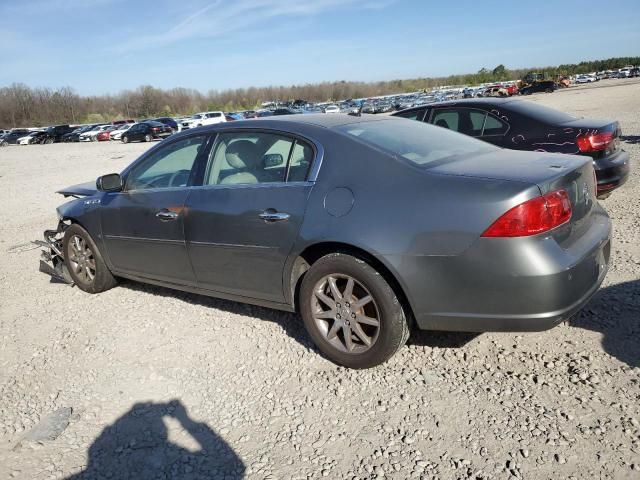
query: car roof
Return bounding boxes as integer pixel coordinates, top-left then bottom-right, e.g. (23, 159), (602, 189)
(167, 113), (397, 140)
(395, 97), (521, 114)
(243, 113), (392, 128)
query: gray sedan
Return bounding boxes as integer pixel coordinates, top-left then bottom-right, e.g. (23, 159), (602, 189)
(40, 114), (611, 368)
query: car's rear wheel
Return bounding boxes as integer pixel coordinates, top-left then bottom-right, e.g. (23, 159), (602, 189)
(122, 136), (129, 144)
(545, 88), (553, 93)
(144, 134), (152, 142)
(63, 224), (117, 294)
(300, 253), (409, 368)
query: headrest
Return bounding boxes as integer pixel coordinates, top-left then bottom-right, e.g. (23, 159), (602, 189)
(226, 140), (259, 169)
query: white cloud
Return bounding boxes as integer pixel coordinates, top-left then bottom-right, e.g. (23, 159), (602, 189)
(108, 0), (396, 52)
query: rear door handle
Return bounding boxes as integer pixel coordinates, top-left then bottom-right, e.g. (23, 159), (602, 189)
(259, 210), (290, 222)
(156, 209), (179, 221)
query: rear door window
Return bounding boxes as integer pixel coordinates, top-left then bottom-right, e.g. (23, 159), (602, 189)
(204, 132), (313, 185)
(431, 110), (459, 131)
(394, 108), (427, 121)
(482, 113), (509, 136)
(431, 108), (485, 137)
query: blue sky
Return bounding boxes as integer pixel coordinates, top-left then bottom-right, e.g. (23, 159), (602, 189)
(1, 0), (639, 95)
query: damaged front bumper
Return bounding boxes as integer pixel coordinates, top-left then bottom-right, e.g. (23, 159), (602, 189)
(35, 221), (73, 284)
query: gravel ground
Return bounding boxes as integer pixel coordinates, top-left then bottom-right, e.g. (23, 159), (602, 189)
(0, 79), (638, 480)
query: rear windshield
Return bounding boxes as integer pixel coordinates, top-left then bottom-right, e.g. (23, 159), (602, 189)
(508, 101), (577, 124)
(336, 119), (496, 167)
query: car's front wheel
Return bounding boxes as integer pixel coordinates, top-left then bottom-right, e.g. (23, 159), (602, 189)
(63, 224), (117, 294)
(122, 136), (129, 144)
(300, 253), (409, 368)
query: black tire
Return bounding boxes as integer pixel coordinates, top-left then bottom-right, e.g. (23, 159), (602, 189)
(144, 134), (152, 142)
(299, 253), (409, 368)
(45, 138), (54, 144)
(545, 88), (553, 93)
(63, 224), (117, 294)
(122, 136), (129, 144)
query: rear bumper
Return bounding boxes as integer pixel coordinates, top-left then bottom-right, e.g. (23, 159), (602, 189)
(594, 150), (630, 195)
(385, 206), (612, 332)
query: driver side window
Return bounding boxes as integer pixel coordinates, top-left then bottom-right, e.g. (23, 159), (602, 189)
(126, 135), (207, 191)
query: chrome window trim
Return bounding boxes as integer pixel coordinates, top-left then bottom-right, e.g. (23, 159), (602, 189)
(188, 180), (314, 192)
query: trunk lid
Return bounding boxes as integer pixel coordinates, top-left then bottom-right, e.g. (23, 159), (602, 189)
(558, 119), (622, 157)
(429, 149), (596, 225)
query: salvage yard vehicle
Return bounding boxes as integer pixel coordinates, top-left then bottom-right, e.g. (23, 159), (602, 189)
(0, 129), (32, 145)
(519, 80), (556, 95)
(43, 124), (76, 144)
(109, 123), (135, 141)
(39, 115), (611, 368)
(121, 121), (173, 143)
(96, 125), (120, 142)
(575, 74), (597, 84)
(79, 124), (110, 142)
(393, 98), (630, 198)
(181, 111), (226, 130)
(18, 130), (47, 145)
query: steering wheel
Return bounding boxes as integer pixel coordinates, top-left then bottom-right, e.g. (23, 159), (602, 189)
(168, 169), (190, 187)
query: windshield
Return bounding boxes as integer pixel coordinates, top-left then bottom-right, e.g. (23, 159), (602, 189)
(336, 119), (496, 167)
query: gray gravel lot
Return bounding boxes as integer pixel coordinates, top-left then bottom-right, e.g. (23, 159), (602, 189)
(0, 80), (638, 479)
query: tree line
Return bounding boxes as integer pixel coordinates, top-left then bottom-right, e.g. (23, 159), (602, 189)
(1, 56), (638, 129)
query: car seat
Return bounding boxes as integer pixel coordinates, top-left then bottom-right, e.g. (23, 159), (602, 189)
(220, 140), (261, 184)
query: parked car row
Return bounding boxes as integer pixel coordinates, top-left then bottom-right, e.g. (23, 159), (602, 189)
(3, 68), (637, 147)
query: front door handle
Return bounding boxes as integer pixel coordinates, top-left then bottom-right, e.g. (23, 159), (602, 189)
(156, 209), (179, 221)
(259, 210), (290, 222)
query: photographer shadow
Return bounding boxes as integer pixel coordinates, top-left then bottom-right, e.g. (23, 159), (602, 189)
(67, 400), (245, 480)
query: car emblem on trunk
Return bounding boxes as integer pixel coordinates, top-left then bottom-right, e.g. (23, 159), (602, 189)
(582, 182), (591, 204)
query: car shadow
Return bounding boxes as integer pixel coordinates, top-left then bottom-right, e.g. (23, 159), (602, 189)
(119, 279), (479, 352)
(119, 280), (318, 351)
(569, 279), (639, 368)
(408, 330), (480, 348)
(621, 135), (640, 145)
(66, 400), (245, 479)
(117, 279), (638, 368)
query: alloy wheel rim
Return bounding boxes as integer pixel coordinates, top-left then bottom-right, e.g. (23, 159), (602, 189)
(311, 274), (380, 354)
(67, 235), (96, 284)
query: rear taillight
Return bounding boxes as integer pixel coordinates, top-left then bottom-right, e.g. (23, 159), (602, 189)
(152, 127), (159, 132)
(481, 190), (572, 237)
(576, 132), (614, 152)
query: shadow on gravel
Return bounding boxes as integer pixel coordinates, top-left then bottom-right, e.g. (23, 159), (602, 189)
(66, 400), (245, 480)
(621, 135), (640, 145)
(120, 280), (317, 351)
(408, 330), (480, 348)
(120, 279), (480, 352)
(570, 279), (640, 368)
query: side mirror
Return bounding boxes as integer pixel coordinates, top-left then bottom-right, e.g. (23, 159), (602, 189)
(96, 173), (123, 192)
(263, 153), (283, 168)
